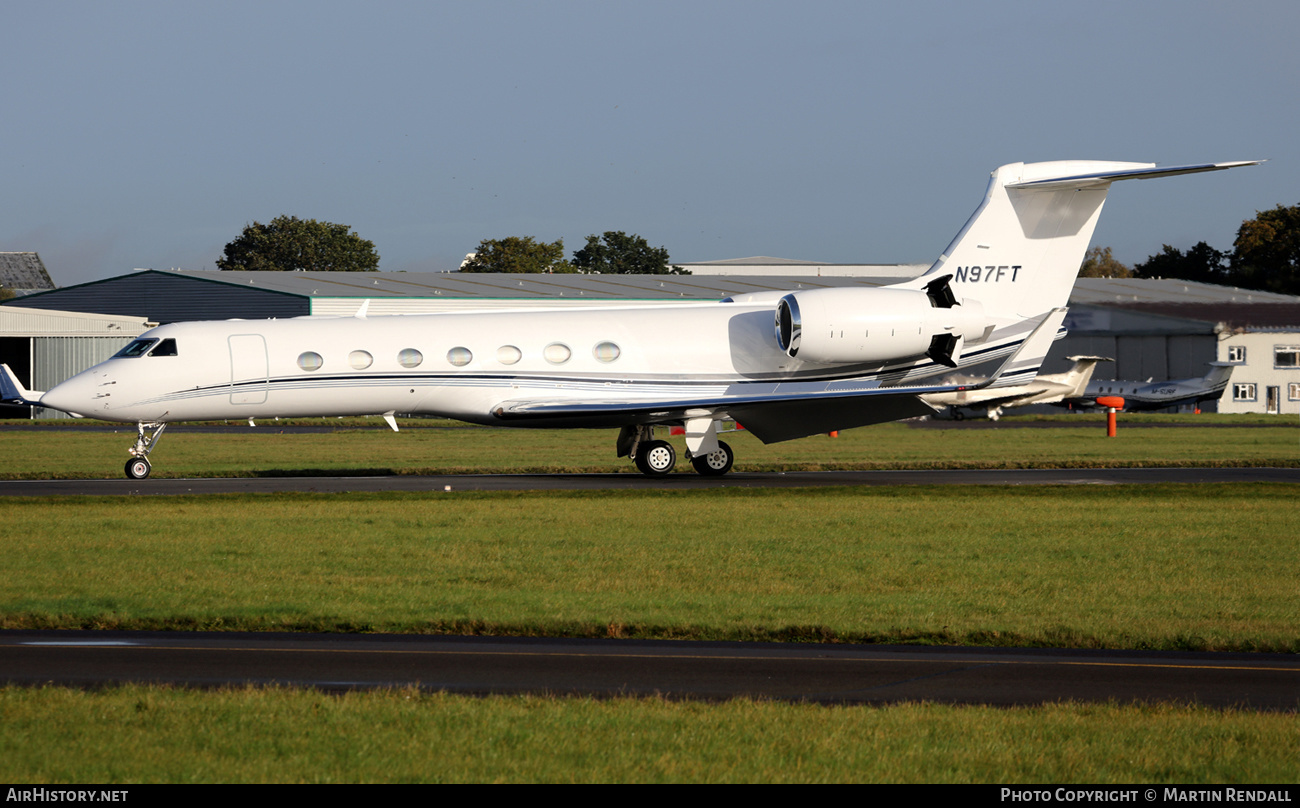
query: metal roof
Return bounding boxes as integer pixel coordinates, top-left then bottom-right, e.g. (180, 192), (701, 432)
(143, 269), (916, 301)
(9, 268), (1298, 328)
(0, 305), (152, 336)
(0, 253), (55, 295)
(1070, 277), (1299, 305)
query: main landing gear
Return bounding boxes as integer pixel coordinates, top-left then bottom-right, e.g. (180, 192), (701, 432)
(619, 422), (737, 478)
(124, 421), (168, 479)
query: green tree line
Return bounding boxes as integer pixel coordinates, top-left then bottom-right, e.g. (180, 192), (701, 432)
(460, 231), (687, 275)
(1080, 203), (1300, 295)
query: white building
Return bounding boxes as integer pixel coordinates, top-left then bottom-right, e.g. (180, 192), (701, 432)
(1217, 329), (1300, 415)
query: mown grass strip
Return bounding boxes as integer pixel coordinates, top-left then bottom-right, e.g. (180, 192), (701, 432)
(1, 419), (1296, 479)
(4, 484), (1296, 651)
(1, 686), (1295, 783)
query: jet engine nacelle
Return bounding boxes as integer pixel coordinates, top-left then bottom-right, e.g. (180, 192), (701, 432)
(774, 286), (988, 366)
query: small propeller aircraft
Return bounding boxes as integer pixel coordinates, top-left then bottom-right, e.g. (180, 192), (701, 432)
(1066, 362), (1239, 412)
(1, 159), (1260, 478)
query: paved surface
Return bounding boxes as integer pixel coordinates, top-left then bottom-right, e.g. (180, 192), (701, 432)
(3, 631), (1296, 709)
(3, 466), (1298, 496)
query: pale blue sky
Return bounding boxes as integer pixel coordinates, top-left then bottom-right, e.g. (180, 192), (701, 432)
(4, 0), (1295, 287)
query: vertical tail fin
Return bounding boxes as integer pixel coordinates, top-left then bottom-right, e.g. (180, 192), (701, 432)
(906, 160), (1262, 322)
(1059, 355), (1112, 397)
(1, 363), (43, 406)
(1203, 362), (1238, 388)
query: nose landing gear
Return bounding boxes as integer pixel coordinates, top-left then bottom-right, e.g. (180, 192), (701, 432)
(124, 421), (168, 479)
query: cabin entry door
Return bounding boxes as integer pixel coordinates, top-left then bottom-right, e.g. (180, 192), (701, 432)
(229, 334), (269, 405)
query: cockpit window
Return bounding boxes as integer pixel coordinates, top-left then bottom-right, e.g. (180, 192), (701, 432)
(148, 339), (178, 357)
(114, 339), (158, 358)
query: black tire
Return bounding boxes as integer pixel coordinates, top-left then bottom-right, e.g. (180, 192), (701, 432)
(125, 457), (151, 480)
(690, 440), (734, 476)
(634, 439), (676, 476)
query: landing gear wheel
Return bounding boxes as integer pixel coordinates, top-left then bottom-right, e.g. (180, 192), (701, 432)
(634, 439), (676, 476)
(125, 457), (151, 480)
(690, 440), (734, 476)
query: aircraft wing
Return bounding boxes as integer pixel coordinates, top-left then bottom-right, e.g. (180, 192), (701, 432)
(494, 309), (1066, 443)
(925, 385), (1050, 410)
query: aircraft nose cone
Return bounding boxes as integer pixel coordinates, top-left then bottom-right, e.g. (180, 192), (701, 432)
(39, 374), (101, 417)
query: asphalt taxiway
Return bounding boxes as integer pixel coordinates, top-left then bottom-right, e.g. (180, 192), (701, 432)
(2, 466), (1298, 496)
(4, 631), (1296, 709)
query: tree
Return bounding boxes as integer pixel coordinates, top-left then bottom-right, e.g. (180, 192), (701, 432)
(217, 216), (379, 272)
(1230, 203), (1300, 295)
(1132, 242), (1229, 284)
(1077, 246), (1131, 278)
(572, 231), (688, 275)
(459, 236), (576, 273)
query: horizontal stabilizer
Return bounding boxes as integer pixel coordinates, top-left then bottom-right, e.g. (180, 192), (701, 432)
(1005, 160), (1263, 191)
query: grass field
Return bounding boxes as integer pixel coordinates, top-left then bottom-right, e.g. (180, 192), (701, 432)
(4, 420), (1296, 782)
(2, 415), (1297, 479)
(4, 484), (1297, 651)
(3, 687), (1296, 783)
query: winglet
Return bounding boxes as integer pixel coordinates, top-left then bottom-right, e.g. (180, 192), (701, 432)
(979, 308), (1068, 390)
(0, 363), (43, 406)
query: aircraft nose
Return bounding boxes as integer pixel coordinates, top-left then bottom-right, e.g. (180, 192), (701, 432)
(39, 373), (103, 417)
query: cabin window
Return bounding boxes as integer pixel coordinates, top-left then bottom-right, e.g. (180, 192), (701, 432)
(447, 347), (473, 367)
(1232, 383), (1256, 402)
(593, 341), (621, 363)
(544, 343), (571, 365)
(148, 338), (178, 357)
(1227, 345), (1246, 363)
(398, 348), (423, 368)
(114, 339), (157, 358)
(497, 345), (522, 365)
(297, 351), (324, 371)
(349, 350), (374, 370)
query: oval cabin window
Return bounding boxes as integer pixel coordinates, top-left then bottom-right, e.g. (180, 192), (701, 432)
(544, 343), (571, 365)
(447, 347), (473, 367)
(398, 348), (423, 368)
(298, 352), (323, 371)
(593, 341), (620, 363)
(349, 350), (374, 370)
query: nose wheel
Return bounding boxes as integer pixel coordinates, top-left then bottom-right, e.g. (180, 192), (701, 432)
(123, 421), (168, 479)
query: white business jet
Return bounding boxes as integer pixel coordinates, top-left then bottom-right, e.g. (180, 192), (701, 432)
(1, 159), (1259, 479)
(923, 355), (1112, 420)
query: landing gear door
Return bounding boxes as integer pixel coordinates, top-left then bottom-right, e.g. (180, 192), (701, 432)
(229, 334), (268, 405)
